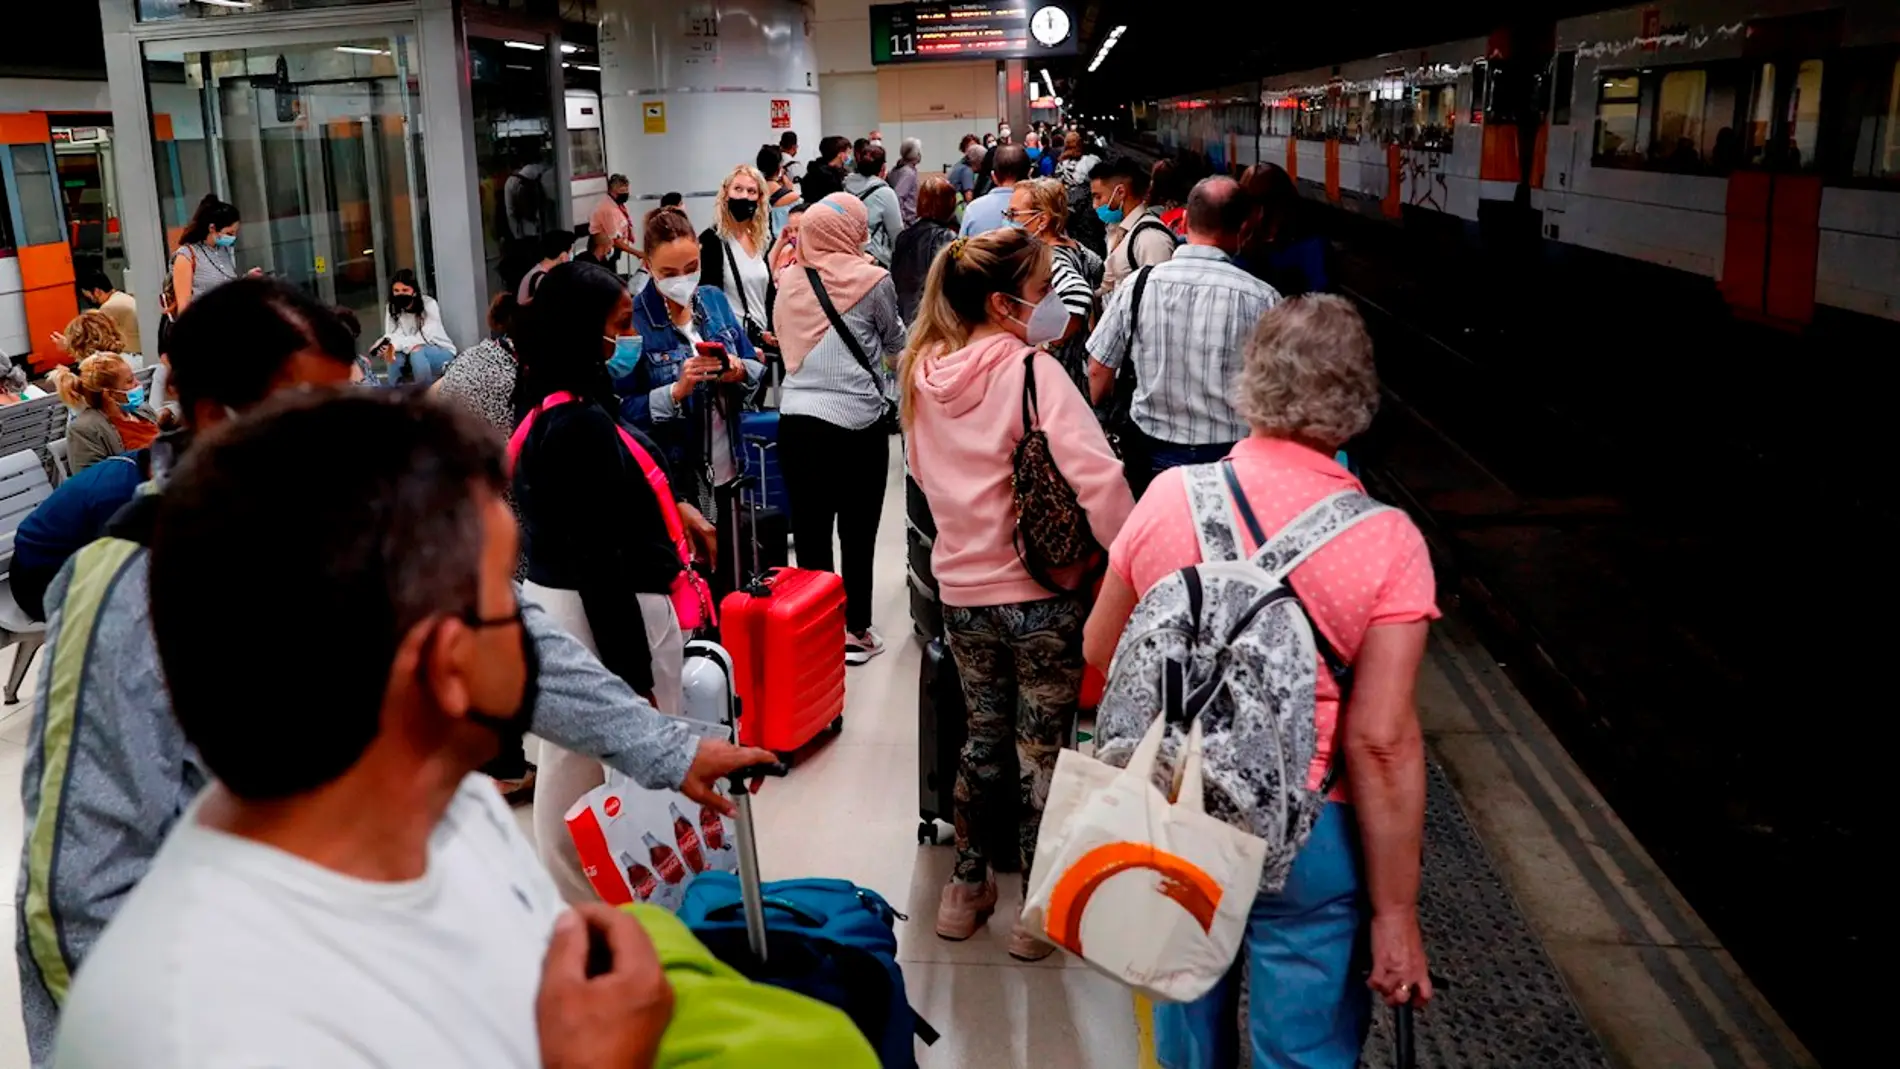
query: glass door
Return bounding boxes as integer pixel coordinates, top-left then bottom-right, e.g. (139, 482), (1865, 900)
(143, 32), (430, 333)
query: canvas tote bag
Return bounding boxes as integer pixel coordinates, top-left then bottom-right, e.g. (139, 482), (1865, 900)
(1021, 703), (1267, 1002)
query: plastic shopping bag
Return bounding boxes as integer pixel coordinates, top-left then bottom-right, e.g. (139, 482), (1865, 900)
(1021, 714), (1267, 1003)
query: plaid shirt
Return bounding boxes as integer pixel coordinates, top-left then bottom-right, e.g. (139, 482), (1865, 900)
(1087, 245), (1281, 446)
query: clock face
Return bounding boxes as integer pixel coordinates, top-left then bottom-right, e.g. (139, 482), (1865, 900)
(1030, 6), (1072, 48)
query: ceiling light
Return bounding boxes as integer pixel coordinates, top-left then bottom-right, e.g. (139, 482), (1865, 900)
(335, 46), (390, 56)
(1087, 25), (1126, 74)
(193, 1), (254, 7)
(560, 43), (580, 54)
(504, 41), (546, 51)
(562, 63), (601, 72)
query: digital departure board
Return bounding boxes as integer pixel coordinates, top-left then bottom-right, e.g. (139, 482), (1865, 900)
(870, 3), (1080, 65)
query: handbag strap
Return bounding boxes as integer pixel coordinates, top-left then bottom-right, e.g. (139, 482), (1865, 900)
(1019, 349), (1041, 436)
(508, 392), (693, 565)
(804, 267), (882, 393)
(723, 238), (753, 323)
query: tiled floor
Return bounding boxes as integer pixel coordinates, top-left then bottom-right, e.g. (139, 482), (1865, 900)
(0, 453), (1140, 1068)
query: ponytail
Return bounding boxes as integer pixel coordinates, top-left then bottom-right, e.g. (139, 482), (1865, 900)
(180, 193), (239, 248)
(51, 352), (132, 412)
(897, 228), (1049, 427)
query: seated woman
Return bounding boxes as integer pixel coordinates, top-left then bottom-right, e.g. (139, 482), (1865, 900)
(1083, 295), (1437, 1069)
(620, 204), (764, 513)
(379, 268), (457, 386)
(511, 260), (715, 902)
(49, 317), (159, 474)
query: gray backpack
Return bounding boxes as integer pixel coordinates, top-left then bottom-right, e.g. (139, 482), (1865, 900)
(1095, 461), (1393, 892)
(854, 179), (894, 266)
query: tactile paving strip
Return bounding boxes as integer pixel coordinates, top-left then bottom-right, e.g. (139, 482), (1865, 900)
(1357, 760), (1610, 1068)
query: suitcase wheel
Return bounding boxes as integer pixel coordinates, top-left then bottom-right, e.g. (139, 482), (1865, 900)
(829, 715), (844, 736)
(918, 821), (939, 845)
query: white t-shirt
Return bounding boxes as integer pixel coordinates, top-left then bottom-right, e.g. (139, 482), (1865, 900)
(53, 774), (564, 1069)
(675, 319), (736, 488)
(720, 235), (770, 329)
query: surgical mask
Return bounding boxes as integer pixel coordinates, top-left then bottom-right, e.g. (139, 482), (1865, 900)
(870, 138), (882, 148)
(119, 387), (145, 411)
(1006, 291), (1069, 347)
(604, 334), (643, 378)
(1026, 146), (1043, 161)
(728, 198), (759, 223)
(462, 607), (540, 746)
(213, 233), (237, 248)
(655, 271), (700, 307)
(1096, 187), (1127, 226)
(613, 192), (630, 205)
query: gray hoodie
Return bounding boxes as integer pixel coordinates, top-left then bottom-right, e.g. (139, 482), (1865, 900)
(14, 514), (696, 1065)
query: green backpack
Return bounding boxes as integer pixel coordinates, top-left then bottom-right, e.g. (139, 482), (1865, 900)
(628, 904), (881, 1067)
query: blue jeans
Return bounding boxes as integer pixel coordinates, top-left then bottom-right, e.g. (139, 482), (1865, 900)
(399, 344), (456, 387)
(1155, 805), (1370, 1069)
(1124, 430), (1237, 499)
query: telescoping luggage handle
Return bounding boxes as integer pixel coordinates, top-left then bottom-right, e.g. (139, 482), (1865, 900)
(1393, 999), (1415, 1069)
(724, 763), (792, 963)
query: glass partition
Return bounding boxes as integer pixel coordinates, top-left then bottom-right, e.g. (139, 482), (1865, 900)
(143, 32), (431, 334)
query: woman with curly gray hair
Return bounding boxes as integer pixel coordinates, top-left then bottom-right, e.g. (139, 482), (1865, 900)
(1082, 294), (1439, 1069)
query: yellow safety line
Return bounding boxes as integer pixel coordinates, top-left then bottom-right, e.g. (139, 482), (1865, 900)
(1134, 993), (1159, 1068)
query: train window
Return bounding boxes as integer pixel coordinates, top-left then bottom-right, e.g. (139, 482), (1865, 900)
(1745, 63), (1778, 166)
(1595, 75), (1642, 160)
(569, 126), (605, 180)
(8, 147), (65, 248)
(1553, 52), (1576, 126)
(1655, 70), (1708, 167)
(1789, 60), (1825, 170)
(1470, 60), (1489, 125)
(1847, 58), (1900, 179)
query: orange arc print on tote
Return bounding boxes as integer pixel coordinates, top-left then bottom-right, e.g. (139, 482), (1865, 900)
(1045, 843), (1223, 955)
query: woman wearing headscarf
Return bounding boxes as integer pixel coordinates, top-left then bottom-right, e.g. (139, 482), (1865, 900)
(772, 193), (906, 665)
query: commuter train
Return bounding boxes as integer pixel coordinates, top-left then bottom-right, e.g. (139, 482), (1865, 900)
(1151, 0), (1900, 327)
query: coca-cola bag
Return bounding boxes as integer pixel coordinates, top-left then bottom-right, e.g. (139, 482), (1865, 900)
(565, 642), (742, 911)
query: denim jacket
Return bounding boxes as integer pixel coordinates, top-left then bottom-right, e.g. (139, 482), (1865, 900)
(619, 282), (765, 484)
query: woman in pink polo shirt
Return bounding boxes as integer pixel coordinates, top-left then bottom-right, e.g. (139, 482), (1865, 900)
(1083, 295), (1437, 1069)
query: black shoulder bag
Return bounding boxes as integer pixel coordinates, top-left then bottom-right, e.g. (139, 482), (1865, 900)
(804, 267), (900, 434)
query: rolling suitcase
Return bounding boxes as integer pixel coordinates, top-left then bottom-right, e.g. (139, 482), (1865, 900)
(721, 567), (847, 758)
(680, 768), (939, 1068)
(740, 411), (790, 517)
(905, 470), (943, 644)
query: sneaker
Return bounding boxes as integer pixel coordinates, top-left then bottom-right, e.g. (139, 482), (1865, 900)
(934, 878), (998, 941)
(1007, 919), (1057, 962)
(845, 628), (886, 666)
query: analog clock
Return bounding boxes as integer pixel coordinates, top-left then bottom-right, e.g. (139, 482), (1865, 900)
(1030, 6), (1072, 48)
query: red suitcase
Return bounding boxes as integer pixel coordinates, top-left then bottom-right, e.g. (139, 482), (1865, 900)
(721, 567), (847, 756)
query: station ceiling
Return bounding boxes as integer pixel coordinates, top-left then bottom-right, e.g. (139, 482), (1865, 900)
(1071, 0), (1621, 103)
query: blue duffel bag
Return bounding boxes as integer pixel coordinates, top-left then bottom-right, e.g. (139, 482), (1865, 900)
(679, 872), (936, 1068)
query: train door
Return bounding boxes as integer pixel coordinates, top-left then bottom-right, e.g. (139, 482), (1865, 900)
(145, 38), (430, 334)
(1720, 12), (1839, 327)
(50, 117), (126, 288)
(0, 114), (77, 371)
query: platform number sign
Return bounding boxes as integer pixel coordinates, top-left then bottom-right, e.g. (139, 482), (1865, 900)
(771, 99), (791, 130)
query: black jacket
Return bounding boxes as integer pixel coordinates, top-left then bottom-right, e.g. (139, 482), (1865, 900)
(891, 219), (958, 325)
(513, 400), (682, 695)
(800, 163), (846, 205)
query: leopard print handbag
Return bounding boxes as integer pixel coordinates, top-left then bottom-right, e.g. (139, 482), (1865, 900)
(1011, 350), (1100, 593)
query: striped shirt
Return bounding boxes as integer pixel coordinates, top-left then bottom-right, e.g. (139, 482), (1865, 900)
(1048, 243), (1101, 392)
(780, 276), (906, 431)
(1086, 245), (1281, 447)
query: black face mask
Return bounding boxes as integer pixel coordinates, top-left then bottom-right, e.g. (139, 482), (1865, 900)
(613, 191), (631, 205)
(394, 294), (421, 313)
(461, 607), (540, 745)
(728, 198), (759, 223)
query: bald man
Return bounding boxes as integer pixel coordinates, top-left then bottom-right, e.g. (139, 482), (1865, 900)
(1086, 176), (1284, 496)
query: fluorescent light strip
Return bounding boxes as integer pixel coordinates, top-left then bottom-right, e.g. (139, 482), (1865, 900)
(194, 1), (254, 8)
(504, 40), (546, 51)
(1087, 25), (1127, 73)
(335, 46), (389, 56)
(560, 43), (580, 54)
(562, 63), (603, 72)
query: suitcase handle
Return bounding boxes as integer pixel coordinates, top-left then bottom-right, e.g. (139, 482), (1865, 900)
(702, 895), (825, 928)
(725, 762), (790, 963)
(1393, 1000), (1414, 1069)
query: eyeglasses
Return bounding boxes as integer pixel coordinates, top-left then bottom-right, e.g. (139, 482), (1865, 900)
(1001, 208), (1043, 222)
(462, 606), (525, 632)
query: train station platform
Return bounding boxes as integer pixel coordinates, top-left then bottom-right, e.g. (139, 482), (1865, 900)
(0, 452), (1804, 1068)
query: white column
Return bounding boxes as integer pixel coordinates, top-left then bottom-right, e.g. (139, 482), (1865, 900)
(597, 0), (820, 224)
(415, 0), (484, 350)
(98, 0), (166, 359)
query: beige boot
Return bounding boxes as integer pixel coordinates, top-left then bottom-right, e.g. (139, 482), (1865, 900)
(934, 878), (998, 941)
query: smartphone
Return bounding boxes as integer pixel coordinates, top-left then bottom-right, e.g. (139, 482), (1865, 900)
(695, 340), (731, 372)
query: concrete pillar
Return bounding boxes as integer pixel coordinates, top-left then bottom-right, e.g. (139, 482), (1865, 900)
(597, 0), (819, 225)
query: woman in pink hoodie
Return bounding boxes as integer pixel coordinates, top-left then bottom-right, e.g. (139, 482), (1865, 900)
(901, 228), (1134, 960)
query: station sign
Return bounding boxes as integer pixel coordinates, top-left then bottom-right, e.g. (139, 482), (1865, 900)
(870, 2), (1080, 65)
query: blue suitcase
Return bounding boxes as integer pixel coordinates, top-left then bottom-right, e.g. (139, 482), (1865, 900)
(740, 410), (791, 518)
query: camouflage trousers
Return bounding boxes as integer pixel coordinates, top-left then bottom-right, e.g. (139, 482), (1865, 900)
(943, 595), (1086, 884)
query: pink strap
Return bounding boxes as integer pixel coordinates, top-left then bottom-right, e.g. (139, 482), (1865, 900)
(508, 392), (715, 628)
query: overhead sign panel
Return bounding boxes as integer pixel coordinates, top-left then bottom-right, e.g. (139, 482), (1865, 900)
(870, 3), (1079, 65)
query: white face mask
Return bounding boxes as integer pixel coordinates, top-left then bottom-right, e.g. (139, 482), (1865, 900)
(655, 272), (700, 306)
(1006, 290), (1069, 347)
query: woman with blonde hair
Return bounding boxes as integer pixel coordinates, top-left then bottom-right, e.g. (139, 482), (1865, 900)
(901, 228), (1132, 959)
(698, 163), (777, 351)
(49, 347), (158, 474)
(1005, 177), (1102, 390)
